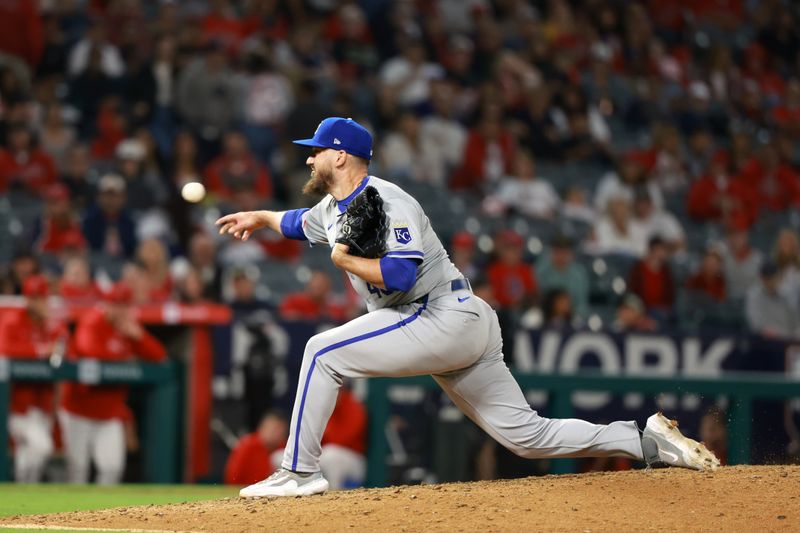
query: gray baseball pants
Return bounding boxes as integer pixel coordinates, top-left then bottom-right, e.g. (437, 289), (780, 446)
(281, 287), (644, 473)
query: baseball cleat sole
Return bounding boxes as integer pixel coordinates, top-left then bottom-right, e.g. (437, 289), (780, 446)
(643, 412), (721, 471)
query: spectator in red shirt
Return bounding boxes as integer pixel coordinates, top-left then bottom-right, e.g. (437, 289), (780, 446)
(318, 387), (367, 489)
(135, 238), (173, 303)
(224, 410), (289, 486)
(33, 184), (87, 256)
(627, 236), (675, 317)
(771, 79), (800, 138)
(451, 103), (516, 193)
(201, 0), (245, 52)
(204, 130), (273, 208)
(0, 123), (58, 195)
(738, 141), (798, 213)
(0, 0), (43, 67)
(59, 282), (167, 484)
(486, 230), (537, 310)
(279, 271), (349, 323)
(0, 275), (67, 482)
(687, 152), (756, 226)
(685, 248), (727, 302)
(450, 231), (480, 281)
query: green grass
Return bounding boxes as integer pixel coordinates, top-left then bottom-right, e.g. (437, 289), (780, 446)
(0, 483), (236, 519)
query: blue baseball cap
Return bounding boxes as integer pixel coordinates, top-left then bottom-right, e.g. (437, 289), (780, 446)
(292, 117), (373, 160)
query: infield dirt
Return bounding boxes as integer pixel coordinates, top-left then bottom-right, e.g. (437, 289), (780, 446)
(2, 465), (798, 532)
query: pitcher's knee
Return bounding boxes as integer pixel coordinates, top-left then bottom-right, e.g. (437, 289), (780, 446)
(303, 332), (333, 361)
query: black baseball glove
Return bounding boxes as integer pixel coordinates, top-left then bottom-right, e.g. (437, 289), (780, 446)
(336, 185), (389, 258)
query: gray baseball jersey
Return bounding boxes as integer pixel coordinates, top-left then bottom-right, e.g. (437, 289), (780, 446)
(279, 175), (644, 474)
(299, 176), (462, 311)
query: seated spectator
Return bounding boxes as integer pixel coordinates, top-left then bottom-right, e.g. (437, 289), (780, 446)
(379, 37), (444, 109)
(488, 150), (560, 220)
(239, 44), (294, 164)
(419, 78), (467, 180)
(627, 237), (675, 317)
(135, 238), (173, 302)
(224, 410), (289, 486)
(176, 267), (208, 304)
(684, 127), (716, 179)
(120, 262), (152, 305)
(82, 174), (137, 259)
(7, 251), (40, 295)
(60, 144), (97, 210)
(772, 228), (800, 310)
(227, 266), (272, 317)
(0, 275), (68, 482)
(89, 99), (129, 161)
(745, 262), (799, 339)
(60, 282), (167, 485)
(649, 123), (689, 194)
(559, 111), (609, 163)
(685, 248), (726, 302)
(115, 138), (168, 214)
(687, 152), (756, 225)
(612, 293), (658, 332)
(560, 185), (595, 225)
(536, 234), (589, 318)
(541, 288), (574, 329)
(318, 387), (368, 490)
(175, 41), (238, 155)
(59, 256), (101, 303)
(486, 230), (537, 310)
(67, 18), (124, 78)
(171, 232), (222, 300)
(380, 111), (446, 184)
(590, 194), (649, 257)
(451, 103), (515, 193)
(204, 130), (273, 205)
(449, 231), (480, 281)
(738, 141), (798, 213)
(0, 123), (58, 195)
(279, 271), (348, 322)
(719, 216), (762, 301)
(594, 152), (662, 213)
(39, 104), (77, 170)
(631, 188), (685, 253)
(33, 184), (87, 256)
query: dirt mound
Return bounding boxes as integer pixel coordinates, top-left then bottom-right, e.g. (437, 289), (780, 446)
(3, 465), (798, 532)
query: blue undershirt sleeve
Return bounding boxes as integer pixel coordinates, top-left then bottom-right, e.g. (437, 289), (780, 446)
(279, 208), (310, 241)
(379, 256), (420, 293)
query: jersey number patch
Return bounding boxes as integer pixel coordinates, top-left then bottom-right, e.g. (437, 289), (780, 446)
(394, 227), (412, 244)
(367, 283), (394, 298)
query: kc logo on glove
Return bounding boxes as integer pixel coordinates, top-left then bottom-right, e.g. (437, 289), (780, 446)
(394, 227), (412, 244)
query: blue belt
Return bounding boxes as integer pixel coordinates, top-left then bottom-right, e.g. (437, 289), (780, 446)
(450, 278), (471, 292)
(416, 278), (471, 304)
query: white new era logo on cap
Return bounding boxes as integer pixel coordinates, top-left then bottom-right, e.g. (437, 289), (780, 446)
(333, 138), (341, 145)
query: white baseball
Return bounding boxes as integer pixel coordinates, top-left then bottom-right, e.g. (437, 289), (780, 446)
(181, 181), (206, 203)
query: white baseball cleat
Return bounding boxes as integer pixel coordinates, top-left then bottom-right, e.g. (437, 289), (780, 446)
(239, 468), (330, 498)
(642, 412), (721, 471)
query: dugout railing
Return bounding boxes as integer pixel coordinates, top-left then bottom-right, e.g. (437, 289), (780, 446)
(0, 358), (180, 483)
(365, 371), (800, 487)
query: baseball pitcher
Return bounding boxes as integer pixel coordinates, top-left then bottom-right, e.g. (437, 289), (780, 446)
(216, 117), (719, 498)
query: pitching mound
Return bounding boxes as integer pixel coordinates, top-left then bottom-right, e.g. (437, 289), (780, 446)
(3, 465), (798, 532)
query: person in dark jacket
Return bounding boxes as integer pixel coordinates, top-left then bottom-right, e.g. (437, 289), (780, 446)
(81, 173), (137, 259)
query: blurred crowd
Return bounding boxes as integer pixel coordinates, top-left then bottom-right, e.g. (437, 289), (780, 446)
(0, 0), (799, 340)
(1, 0), (800, 481)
